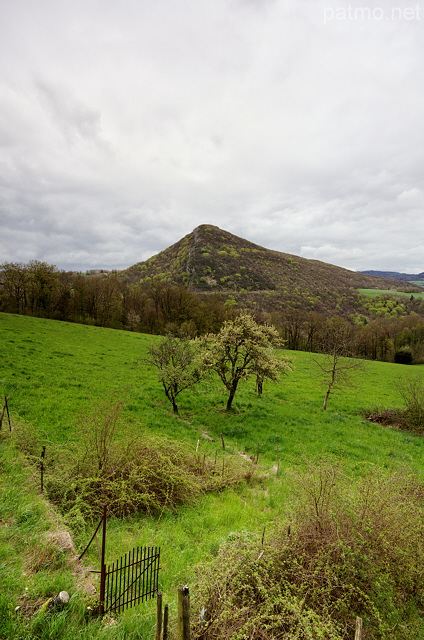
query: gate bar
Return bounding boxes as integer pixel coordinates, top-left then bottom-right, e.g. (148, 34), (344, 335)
(99, 505), (107, 615)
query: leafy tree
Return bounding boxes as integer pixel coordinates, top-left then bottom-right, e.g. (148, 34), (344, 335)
(0, 260), (62, 316)
(312, 317), (364, 410)
(253, 347), (292, 396)
(26, 260), (61, 315)
(202, 314), (289, 410)
(0, 262), (30, 313)
(145, 335), (204, 414)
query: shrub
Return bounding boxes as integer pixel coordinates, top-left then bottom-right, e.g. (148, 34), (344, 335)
(192, 463), (424, 640)
(9, 399), (256, 520)
(394, 346), (413, 364)
(45, 435), (255, 519)
(397, 375), (424, 433)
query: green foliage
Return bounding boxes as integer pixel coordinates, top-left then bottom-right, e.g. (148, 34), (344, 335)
(145, 335), (204, 413)
(3, 248), (424, 360)
(359, 288), (424, 301)
(1, 312), (423, 467)
(193, 464), (424, 640)
(18, 398), (255, 520)
(201, 314), (291, 410)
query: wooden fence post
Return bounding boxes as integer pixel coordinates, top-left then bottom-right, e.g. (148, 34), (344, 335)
(0, 396), (11, 431)
(155, 592), (163, 640)
(354, 616), (363, 640)
(40, 446), (46, 493)
(163, 603), (169, 640)
(178, 585), (190, 640)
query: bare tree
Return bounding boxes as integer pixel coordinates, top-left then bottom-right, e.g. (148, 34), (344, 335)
(397, 375), (424, 432)
(312, 318), (364, 410)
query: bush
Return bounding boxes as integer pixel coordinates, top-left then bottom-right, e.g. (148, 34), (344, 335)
(398, 376), (424, 433)
(394, 346), (413, 364)
(9, 398), (256, 520)
(192, 463), (424, 640)
(45, 435), (255, 519)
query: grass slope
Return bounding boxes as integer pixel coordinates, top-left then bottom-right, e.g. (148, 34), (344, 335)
(1, 312), (422, 472)
(1, 312), (423, 638)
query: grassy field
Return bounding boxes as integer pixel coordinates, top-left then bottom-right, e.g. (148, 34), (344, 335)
(1, 312), (423, 639)
(358, 287), (424, 299)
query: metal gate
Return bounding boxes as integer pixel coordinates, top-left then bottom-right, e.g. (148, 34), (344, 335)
(78, 507), (161, 615)
(104, 546), (160, 613)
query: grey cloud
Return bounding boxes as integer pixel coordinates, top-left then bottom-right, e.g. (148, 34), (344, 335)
(0, 0), (423, 273)
(35, 80), (106, 148)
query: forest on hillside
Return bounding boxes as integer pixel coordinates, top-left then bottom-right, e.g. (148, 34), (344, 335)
(1, 260), (424, 364)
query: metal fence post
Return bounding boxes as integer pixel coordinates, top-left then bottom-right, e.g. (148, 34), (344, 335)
(99, 505), (107, 615)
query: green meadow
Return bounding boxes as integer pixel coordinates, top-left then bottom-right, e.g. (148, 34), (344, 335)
(359, 287), (424, 300)
(1, 312), (423, 639)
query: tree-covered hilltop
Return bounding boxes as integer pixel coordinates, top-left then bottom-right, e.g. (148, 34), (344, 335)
(122, 224), (420, 295)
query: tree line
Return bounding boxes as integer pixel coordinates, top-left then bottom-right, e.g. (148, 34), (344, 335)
(1, 260), (423, 364)
(145, 314), (366, 415)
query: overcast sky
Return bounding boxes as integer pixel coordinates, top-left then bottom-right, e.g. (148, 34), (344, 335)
(1, 0), (423, 273)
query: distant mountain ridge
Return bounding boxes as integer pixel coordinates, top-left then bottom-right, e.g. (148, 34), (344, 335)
(120, 225), (421, 314)
(359, 270), (424, 282)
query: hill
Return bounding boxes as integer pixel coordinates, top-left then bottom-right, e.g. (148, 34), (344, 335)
(123, 225), (414, 293)
(121, 224), (421, 315)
